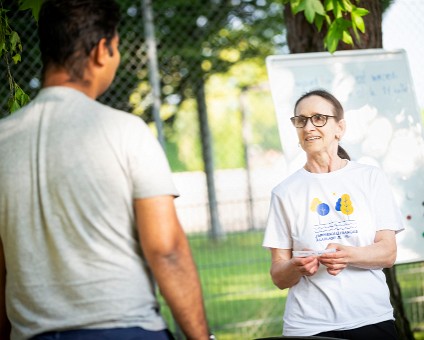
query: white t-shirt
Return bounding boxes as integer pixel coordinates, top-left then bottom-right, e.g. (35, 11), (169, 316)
(0, 87), (179, 340)
(263, 161), (404, 336)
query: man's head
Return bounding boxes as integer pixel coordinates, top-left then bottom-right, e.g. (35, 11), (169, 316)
(38, 0), (121, 84)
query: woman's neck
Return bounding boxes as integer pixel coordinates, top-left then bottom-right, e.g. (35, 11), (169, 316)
(304, 155), (347, 173)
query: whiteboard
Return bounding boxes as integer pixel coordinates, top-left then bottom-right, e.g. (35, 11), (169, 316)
(266, 49), (424, 264)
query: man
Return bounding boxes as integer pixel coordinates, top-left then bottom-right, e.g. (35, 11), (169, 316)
(0, 0), (210, 339)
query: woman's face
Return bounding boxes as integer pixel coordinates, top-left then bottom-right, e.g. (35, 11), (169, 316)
(294, 95), (345, 156)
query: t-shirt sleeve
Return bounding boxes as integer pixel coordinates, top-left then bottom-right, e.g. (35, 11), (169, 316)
(262, 192), (293, 249)
(127, 118), (179, 199)
(371, 167), (404, 233)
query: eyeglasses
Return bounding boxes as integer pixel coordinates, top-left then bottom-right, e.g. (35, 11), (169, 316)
(290, 114), (336, 128)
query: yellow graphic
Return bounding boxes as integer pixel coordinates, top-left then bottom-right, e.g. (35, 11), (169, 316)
(310, 198), (321, 212)
(340, 194), (354, 217)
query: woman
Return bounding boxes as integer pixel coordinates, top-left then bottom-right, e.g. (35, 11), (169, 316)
(263, 89), (404, 339)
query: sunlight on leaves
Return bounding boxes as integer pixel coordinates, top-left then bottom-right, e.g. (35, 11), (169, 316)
(19, 0), (43, 21)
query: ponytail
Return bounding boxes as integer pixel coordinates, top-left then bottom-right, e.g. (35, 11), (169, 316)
(337, 145), (350, 160)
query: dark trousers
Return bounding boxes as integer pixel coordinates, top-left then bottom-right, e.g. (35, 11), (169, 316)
(314, 320), (399, 340)
(31, 327), (175, 340)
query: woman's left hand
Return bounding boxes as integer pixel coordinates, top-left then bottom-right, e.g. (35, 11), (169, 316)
(319, 230), (397, 275)
(318, 244), (350, 276)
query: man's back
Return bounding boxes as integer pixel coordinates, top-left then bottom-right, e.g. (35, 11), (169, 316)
(0, 86), (178, 339)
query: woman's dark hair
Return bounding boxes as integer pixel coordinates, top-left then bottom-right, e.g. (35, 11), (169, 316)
(294, 89), (351, 160)
(38, 0), (121, 81)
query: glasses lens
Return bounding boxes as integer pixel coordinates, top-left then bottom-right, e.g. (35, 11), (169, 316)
(291, 116), (306, 127)
(311, 114), (327, 127)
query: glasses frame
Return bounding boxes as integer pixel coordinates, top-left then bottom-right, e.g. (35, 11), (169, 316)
(290, 114), (336, 128)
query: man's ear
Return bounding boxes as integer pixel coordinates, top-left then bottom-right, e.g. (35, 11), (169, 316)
(91, 38), (110, 67)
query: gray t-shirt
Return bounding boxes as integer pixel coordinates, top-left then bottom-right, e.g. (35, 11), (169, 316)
(0, 87), (179, 340)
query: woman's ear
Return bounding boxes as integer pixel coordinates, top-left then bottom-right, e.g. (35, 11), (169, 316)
(336, 119), (346, 139)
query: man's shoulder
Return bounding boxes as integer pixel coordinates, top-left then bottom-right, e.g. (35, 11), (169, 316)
(45, 86), (146, 126)
(0, 86), (148, 139)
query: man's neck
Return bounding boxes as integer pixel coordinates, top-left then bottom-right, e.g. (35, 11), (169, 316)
(42, 68), (98, 99)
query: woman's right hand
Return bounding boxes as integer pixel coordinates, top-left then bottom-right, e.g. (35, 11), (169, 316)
(291, 255), (320, 276)
(270, 248), (319, 289)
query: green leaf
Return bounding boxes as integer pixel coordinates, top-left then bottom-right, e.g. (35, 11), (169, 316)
(309, 0), (326, 15)
(305, 0), (325, 24)
(354, 7), (369, 17)
(315, 14), (324, 31)
(0, 41), (6, 54)
(8, 97), (21, 113)
(13, 82), (30, 108)
(332, 0), (343, 18)
(333, 17), (352, 31)
(291, 0), (305, 15)
(12, 53), (21, 64)
(341, 0), (353, 12)
(324, 34), (338, 54)
(324, 23), (341, 53)
(351, 7), (369, 33)
(304, 0), (325, 23)
(19, 0), (43, 21)
(9, 31), (22, 53)
(324, 17), (351, 53)
(352, 23), (360, 41)
(7, 82), (30, 113)
(324, 0), (333, 11)
(342, 30), (353, 45)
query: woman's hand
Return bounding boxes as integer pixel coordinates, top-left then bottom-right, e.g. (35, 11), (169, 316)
(318, 244), (349, 276)
(319, 230), (397, 275)
(291, 255), (320, 277)
(270, 248), (320, 289)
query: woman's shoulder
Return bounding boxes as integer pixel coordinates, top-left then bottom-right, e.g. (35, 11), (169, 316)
(348, 160), (383, 174)
(271, 168), (306, 196)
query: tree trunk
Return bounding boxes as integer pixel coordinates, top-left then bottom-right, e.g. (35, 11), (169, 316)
(283, 4), (326, 53)
(384, 267), (415, 340)
(142, 0), (165, 149)
(284, 1), (414, 339)
(284, 0), (382, 53)
(193, 65), (225, 241)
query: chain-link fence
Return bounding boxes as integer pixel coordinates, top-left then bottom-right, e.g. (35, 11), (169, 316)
(1, 0), (423, 339)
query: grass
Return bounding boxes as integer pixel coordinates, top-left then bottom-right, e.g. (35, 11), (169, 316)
(159, 230), (285, 339)
(159, 230), (424, 339)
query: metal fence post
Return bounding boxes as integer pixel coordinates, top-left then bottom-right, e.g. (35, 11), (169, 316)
(141, 0), (165, 149)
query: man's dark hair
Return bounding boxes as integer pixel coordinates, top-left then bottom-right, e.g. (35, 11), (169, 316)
(38, 0), (121, 81)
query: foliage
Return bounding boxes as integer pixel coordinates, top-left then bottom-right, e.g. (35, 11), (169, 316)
(128, 1), (285, 171)
(283, 0), (369, 53)
(0, 0), (40, 114)
(159, 58), (281, 172)
(18, 0), (42, 20)
(132, 1), (284, 122)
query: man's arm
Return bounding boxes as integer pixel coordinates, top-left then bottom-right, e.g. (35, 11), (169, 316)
(134, 196), (209, 340)
(0, 239), (11, 340)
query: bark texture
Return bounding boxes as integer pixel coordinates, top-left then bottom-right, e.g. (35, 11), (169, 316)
(284, 0), (383, 53)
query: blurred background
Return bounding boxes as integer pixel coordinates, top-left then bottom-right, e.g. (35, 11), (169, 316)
(1, 0), (423, 339)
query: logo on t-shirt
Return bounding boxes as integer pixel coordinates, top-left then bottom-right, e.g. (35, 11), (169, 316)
(310, 193), (358, 243)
